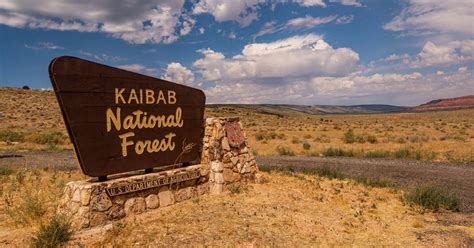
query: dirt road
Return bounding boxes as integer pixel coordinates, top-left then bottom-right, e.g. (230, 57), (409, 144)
(258, 156), (474, 212)
(1, 151), (473, 212)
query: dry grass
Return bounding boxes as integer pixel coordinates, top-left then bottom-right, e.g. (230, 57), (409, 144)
(207, 105), (474, 162)
(0, 167), (84, 233)
(0, 167), (472, 246)
(66, 172), (474, 246)
(1, 88), (472, 246)
(1, 88), (473, 162)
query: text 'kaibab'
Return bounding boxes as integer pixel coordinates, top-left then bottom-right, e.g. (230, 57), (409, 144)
(107, 88), (183, 157)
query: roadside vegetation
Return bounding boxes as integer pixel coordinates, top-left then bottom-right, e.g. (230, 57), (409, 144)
(0, 129), (70, 151)
(31, 214), (72, 248)
(260, 164), (461, 211)
(403, 185), (461, 211)
(0, 166), (85, 246)
(319, 146), (437, 160)
(259, 164), (396, 189)
(0, 162), (467, 246)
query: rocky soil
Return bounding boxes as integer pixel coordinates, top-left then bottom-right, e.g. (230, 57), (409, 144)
(258, 156), (474, 212)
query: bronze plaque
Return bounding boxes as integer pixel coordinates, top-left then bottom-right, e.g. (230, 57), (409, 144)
(49, 56), (206, 177)
(105, 170), (200, 196)
(225, 121), (245, 148)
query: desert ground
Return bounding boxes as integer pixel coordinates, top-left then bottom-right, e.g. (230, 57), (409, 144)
(2, 88), (473, 162)
(0, 87), (473, 246)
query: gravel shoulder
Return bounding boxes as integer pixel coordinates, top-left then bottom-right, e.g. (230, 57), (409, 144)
(1, 151), (473, 212)
(257, 156), (474, 212)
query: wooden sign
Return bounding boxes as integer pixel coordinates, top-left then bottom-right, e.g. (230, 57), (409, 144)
(49, 56), (206, 177)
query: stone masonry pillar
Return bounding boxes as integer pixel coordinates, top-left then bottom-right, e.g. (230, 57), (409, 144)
(202, 117), (258, 194)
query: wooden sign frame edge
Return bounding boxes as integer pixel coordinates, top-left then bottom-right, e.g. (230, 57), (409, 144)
(48, 56), (207, 177)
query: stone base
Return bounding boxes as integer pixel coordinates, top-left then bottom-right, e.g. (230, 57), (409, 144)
(59, 117), (259, 230)
(59, 165), (209, 230)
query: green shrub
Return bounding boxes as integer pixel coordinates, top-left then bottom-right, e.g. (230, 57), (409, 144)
(276, 133), (286, 140)
(252, 149), (259, 156)
(31, 215), (72, 248)
(355, 135), (366, 143)
(24, 192), (46, 221)
(314, 166), (346, 180)
(276, 146), (295, 156)
(322, 147), (355, 157)
(254, 132), (265, 141)
(403, 185), (460, 211)
(355, 176), (395, 188)
(364, 150), (390, 158)
(450, 135), (467, 142)
(408, 135), (429, 143)
(367, 135), (378, 144)
(258, 165), (396, 189)
(343, 129), (356, 144)
(6, 190), (46, 224)
(254, 131), (285, 141)
(291, 137), (301, 144)
(302, 141), (311, 150)
(396, 137), (406, 144)
(0, 130), (24, 142)
(257, 164), (280, 173)
(314, 135), (330, 143)
(43, 143), (60, 151)
(268, 131), (278, 139)
(412, 149), (423, 160)
(27, 131), (68, 145)
(0, 167), (15, 176)
(393, 147), (436, 160)
(228, 184), (248, 194)
(393, 148), (411, 158)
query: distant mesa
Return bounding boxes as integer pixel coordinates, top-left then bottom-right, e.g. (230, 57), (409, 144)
(1, 86), (472, 115)
(412, 95), (474, 111)
(208, 104), (409, 115)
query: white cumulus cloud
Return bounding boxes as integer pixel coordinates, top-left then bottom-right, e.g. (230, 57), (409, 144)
(79, 51), (126, 63)
(193, 0), (260, 27)
(24, 42), (63, 50)
(203, 69), (473, 105)
(329, 0), (362, 7)
(384, 40), (474, 68)
(163, 62), (195, 86)
(253, 15), (353, 40)
(0, 0), (189, 44)
(286, 15), (338, 28)
(384, 0), (474, 36)
(117, 64), (158, 76)
(295, 0), (326, 7)
(193, 34), (360, 82)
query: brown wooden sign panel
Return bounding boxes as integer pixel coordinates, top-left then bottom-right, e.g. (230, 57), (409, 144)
(49, 56), (206, 177)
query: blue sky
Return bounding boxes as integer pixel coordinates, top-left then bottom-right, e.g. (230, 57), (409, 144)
(0, 0), (473, 105)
